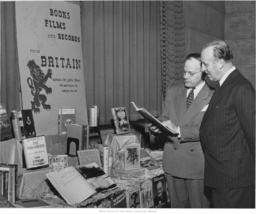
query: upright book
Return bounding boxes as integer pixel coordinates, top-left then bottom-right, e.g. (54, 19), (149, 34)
(124, 144), (140, 171)
(48, 154), (68, 171)
(58, 108), (76, 135)
(140, 179), (154, 208)
(20, 109), (36, 138)
(111, 107), (130, 135)
(131, 101), (176, 135)
(126, 184), (141, 208)
(152, 174), (169, 208)
(97, 144), (111, 175)
(10, 110), (23, 141)
(0, 104), (12, 141)
(0, 164), (17, 204)
(22, 136), (49, 169)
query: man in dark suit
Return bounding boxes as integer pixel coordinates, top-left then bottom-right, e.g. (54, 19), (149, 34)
(200, 40), (255, 208)
(149, 53), (213, 208)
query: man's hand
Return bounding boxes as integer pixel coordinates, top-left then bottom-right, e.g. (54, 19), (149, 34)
(148, 120), (179, 135)
(148, 123), (161, 135)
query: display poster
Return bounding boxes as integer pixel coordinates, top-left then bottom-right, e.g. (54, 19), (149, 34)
(15, 2), (88, 135)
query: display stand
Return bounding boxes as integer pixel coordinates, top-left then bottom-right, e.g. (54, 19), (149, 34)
(104, 133), (140, 163)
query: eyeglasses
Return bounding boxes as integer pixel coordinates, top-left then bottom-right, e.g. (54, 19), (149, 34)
(183, 71), (201, 77)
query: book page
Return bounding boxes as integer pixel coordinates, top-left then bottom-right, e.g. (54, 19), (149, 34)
(46, 166), (96, 205)
(131, 101), (175, 135)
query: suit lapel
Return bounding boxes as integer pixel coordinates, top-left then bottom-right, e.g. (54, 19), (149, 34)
(201, 69), (239, 125)
(180, 84), (211, 125)
(174, 86), (187, 123)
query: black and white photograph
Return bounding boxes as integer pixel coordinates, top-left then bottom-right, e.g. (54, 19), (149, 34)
(0, 0), (255, 211)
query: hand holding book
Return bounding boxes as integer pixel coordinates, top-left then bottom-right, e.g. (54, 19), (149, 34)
(131, 101), (178, 135)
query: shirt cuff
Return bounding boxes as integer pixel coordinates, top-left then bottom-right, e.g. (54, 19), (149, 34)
(177, 126), (181, 138)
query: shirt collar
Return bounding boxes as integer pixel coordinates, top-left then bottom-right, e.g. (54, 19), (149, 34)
(219, 66), (236, 86)
(187, 81), (205, 98)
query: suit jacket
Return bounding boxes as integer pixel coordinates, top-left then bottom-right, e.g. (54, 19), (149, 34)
(200, 69), (255, 188)
(159, 82), (213, 179)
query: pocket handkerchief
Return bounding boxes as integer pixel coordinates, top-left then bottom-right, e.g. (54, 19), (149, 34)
(201, 104), (209, 112)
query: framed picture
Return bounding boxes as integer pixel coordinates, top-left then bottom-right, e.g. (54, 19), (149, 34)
(77, 149), (102, 168)
(124, 144), (140, 171)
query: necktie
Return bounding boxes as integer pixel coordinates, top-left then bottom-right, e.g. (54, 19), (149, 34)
(187, 88), (195, 109)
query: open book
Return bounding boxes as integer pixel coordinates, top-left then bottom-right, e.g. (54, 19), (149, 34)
(46, 166), (96, 205)
(46, 162), (117, 205)
(131, 102), (176, 135)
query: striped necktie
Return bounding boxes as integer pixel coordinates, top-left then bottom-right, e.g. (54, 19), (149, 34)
(187, 88), (195, 110)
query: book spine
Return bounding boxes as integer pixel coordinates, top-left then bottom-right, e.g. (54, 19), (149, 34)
(10, 110), (22, 141)
(18, 111), (25, 140)
(108, 147), (113, 176)
(111, 108), (118, 134)
(102, 147), (109, 175)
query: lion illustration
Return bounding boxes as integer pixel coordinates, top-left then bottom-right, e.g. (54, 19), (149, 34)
(27, 59), (52, 113)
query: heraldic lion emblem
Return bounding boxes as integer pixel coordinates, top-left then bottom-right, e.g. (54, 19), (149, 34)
(27, 59), (52, 113)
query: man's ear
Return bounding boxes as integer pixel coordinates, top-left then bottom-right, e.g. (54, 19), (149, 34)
(217, 59), (225, 70)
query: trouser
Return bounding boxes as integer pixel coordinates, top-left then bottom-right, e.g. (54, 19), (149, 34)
(165, 173), (210, 208)
(209, 185), (255, 208)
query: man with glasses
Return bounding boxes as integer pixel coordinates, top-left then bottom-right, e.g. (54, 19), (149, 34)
(149, 53), (213, 208)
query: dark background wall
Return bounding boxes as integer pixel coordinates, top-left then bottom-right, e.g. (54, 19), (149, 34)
(225, 1), (255, 86)
(184, 1), (225, 55)
(183, 1), (255, 87)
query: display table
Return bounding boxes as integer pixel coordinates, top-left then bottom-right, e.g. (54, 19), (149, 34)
(104, 133), (140, 163)
(17, 156), (79, 200)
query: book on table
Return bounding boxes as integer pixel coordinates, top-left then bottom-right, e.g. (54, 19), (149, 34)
(0, 163), (17, 204)
(111, 107), (130, 135)
(131, 101), (177, 135)
(22, 136), (49, 169)
(46, 162), (117, 206)
(0, 103), (13, 141)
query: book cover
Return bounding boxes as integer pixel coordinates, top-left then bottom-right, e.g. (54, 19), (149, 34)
(21, 109), (36, 138)
(126, 184), (141, 208)
(140, 148), (160, 170)
(66, 124), (88, 156)
(18, 111), (25, 140)
(0, 104), (13, 141)
(22, 136), (49, 169)
(97, 144), (110, 175)
(48, 154), (68, 171)
(46, 166), (96, 205)
(131, 101), (177, 135)
(124, 144), (140, 171)
(140, 179), (154, 208)
(10, 110), (22, 141)
(111, 107), (130, 135)
(58, 108), (76, 135)
(152, 174), (169, 208)
(77, 149), (102, 168)
(111, 189), (127, 208)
